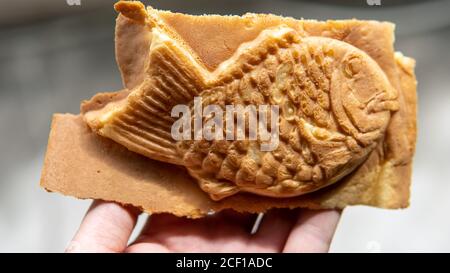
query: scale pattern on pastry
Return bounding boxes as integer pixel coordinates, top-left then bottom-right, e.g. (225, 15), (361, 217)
(83, 2), (399, 200)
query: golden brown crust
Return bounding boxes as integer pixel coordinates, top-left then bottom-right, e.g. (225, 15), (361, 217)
(88, 26), (400, 200)
(40, 2), (417, 216)
(116, 6), (398, 87)
(80, 89), (129, 113)
(86, 3), (403, 201)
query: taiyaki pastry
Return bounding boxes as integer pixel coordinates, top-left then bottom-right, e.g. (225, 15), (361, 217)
(40, 1), (417, 217)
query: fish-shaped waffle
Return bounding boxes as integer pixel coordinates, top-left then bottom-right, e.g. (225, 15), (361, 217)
(83, 2), (399, 201)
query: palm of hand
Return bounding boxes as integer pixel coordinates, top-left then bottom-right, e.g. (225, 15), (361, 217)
(66, 201), (340, 253)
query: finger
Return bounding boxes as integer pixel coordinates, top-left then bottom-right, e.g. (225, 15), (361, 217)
(66, 200), (140, 253)
(251, 209), (299, 252)
(216, 209), (259, 233)
(128, 211), (257, 252)
(139, 210), (256, 237)
(282, 209), (341, 253)
(126, 214), (181, 253)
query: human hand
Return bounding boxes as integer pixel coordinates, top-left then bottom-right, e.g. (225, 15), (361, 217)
(66, 200), (341, 253)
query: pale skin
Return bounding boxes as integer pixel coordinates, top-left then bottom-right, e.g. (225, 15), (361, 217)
(66, 200), (341, 253)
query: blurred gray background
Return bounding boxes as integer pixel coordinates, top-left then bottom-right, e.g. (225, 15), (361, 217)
(0, 0), (449, 252)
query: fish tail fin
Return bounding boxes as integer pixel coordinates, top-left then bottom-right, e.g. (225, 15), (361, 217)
(84, 26), (208, 165)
